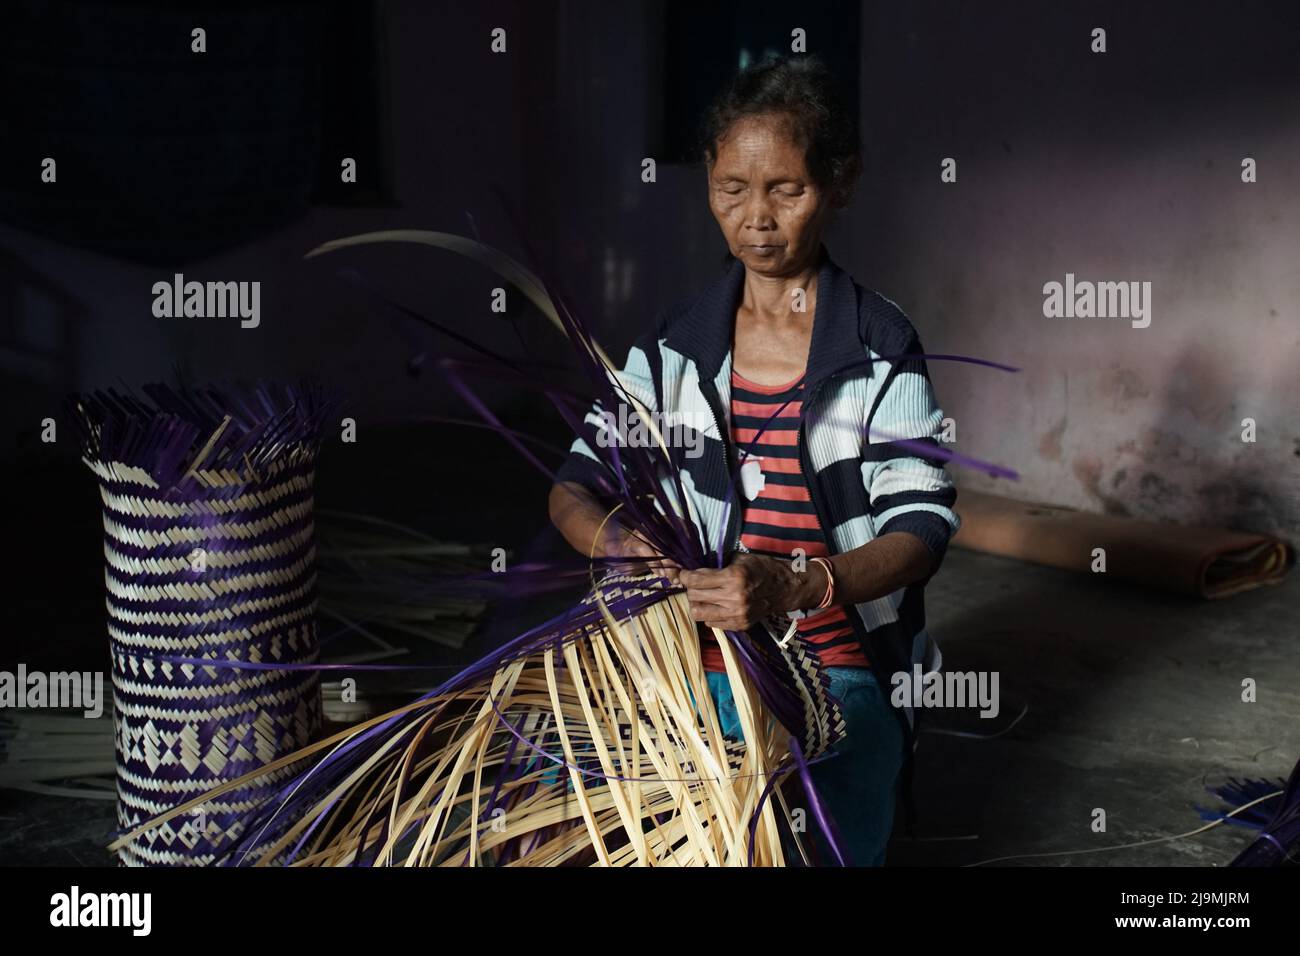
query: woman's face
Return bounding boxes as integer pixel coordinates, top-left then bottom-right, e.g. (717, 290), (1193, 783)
(707, 112), (831, 279)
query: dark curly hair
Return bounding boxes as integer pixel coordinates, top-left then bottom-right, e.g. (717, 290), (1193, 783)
(700, 54), (862, 208)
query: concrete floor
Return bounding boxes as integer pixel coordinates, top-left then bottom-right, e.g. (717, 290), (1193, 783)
(2, 506), (1295, 866)
(889, 545), (1299, 867)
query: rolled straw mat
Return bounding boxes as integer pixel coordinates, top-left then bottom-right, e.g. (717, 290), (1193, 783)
(950, 488), (1295, 599)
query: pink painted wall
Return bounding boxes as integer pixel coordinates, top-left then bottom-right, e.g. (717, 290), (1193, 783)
(849, 4), (1300, 539)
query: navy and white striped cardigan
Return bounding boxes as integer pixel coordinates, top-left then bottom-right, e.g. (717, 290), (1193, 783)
(557, 245), (961, 748)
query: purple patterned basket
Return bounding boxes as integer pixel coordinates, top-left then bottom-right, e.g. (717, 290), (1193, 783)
(72, 383), (334, 865)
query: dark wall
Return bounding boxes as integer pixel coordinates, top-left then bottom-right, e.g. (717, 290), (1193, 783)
(1, 0), (1297, 537)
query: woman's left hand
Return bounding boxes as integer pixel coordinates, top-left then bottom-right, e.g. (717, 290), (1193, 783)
(677, 553), (821, 632)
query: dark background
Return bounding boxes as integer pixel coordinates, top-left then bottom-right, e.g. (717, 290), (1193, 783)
(0, 0), (1297, 866)
(2, 0), (1296, 529)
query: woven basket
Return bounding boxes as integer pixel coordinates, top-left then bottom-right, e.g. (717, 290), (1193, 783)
(73, 384), (332, 865)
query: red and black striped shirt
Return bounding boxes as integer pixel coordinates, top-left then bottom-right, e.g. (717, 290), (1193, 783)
(700, 368), (869, 673)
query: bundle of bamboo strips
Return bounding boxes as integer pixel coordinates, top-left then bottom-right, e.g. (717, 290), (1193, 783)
(0, 711), (117, 801)
(315, 509), (492, 654)
(110, 580), (810, 866)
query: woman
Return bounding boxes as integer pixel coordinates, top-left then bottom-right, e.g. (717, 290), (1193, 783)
(549, 55), (960, 866)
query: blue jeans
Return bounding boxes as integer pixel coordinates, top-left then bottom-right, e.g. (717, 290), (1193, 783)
(706, 666), (904, 866)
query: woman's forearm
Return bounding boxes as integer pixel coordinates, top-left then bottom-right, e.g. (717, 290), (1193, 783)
(550, 482), (681, 582)
(793, 532), (936, 609)
(548, 481), (619, 558)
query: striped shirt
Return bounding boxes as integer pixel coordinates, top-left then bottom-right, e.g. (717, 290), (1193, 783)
(699, 369), (870, 673)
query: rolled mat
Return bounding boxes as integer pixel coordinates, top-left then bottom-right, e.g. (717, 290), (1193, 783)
(71, 382), (335, 865)
(950, 488), (1295, 599)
